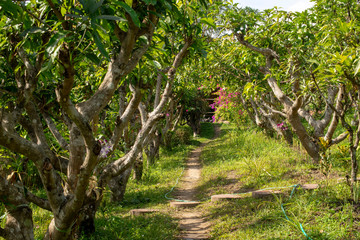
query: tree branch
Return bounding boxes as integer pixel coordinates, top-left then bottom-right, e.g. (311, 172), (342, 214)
(77, 19), (149, 121)
(260, 97), (287, 117)
(325, 85), (344, 142)
(110, 85), (142, 149)
(25, 190), (51, 211)
(329, 132), (349, 146)
(42, 112), (69, 151)
(138, 102), (148, 126)
(235, 32), (280, 63)
(100, 113), (164, 185)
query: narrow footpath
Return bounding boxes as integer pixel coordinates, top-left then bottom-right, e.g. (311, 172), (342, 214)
(172, 125), (221, 240)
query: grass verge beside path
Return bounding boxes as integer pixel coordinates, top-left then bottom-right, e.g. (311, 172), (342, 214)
(198, 124), (360, 240)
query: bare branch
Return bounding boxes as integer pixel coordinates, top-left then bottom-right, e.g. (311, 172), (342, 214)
(17, 48), (36, 75)
(55, 90), (94, 146)
(354, 90), (360, 148)
(24, 101), (48, 146)
(153, 39), (192, 116)
(114, 23), (127, 42)
(100, 113), (164, 185)
(325, 86), (345, 142)
(110, 86), (142, 148)
(138, 102), (148, 126)
(329, 132), (349, 146)
(235, 32), (280, 63)
(0, 126), (42, 162)
(42, 112), (69, 151)
(287, 96), (320, 162)
(154, 72), (163, 108)
(25, 190), (51, 211)
(78, 24), (148, 120)
(260, 97), (287, 118)
(171, 106), (183, 132)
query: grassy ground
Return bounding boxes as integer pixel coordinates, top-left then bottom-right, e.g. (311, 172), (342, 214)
(197, 124), (360, 239)
(4, 122), (359, 239)
(28, 123), (215, 240)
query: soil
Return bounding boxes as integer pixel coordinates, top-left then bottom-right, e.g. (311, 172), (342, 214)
(173, 124), (221, 240)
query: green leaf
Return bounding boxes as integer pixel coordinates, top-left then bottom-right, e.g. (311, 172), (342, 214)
(243, 82), (254, 97)
(150, 60), (162, 69)
(354, 59), (360, 76)
(85, 53), (101, 65)
(79, 0), (103, 15)
(51, 21), (63, 31)
(89, 0), (104, 14)
(125, 0), (133, 6)
(0, 0), (23, 18)
(61, 6), (67, 16)
(90, 29), (110, 60)
(200, 18), (216, 29)
(96, 15), (127, 22)
(118, 1), (141, 27)
(307, 59), (319, 65)
(46, 32), (66, 55)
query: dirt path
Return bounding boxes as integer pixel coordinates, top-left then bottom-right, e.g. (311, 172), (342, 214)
(173, 124), (221, 240)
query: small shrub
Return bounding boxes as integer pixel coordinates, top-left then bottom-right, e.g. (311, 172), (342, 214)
(172, 127), (192, 146)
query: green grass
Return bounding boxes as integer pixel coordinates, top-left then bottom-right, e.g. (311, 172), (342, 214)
(5, 122), (359, 239)
(198, 124), (360, 240)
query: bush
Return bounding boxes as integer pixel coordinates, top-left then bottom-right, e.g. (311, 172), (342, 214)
(172, 126), (192, 146)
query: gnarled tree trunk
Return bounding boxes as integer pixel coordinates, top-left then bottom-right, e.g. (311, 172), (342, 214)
(0, 176), (34, 240)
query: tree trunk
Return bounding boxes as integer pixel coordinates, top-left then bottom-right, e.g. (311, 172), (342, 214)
(350, 146), (358, 185)
(287, 98), (321, 163)
(77, 201), (97, 239)
(109, 167), (132, 202)
(147, 132), (161, 166)
(133, 152), (144, 181)
(163, 131), (173, 150)
(2, 205), (34, 240)
(0, 176), (34, 240)
(190, 121), (201, 137)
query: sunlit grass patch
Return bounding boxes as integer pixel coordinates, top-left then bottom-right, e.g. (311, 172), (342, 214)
(198, 124), (360, 239)
(84, 212), (179, 240)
